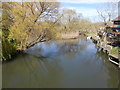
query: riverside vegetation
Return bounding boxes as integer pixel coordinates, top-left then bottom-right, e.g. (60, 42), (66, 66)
(1, 1), (109, 61)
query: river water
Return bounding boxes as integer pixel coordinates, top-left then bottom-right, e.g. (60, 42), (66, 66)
(2, 36), (120, 88)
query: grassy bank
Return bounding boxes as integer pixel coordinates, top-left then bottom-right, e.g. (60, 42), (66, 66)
(109, 47), (120, 55)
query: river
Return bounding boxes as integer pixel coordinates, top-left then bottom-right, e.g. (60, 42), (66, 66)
(2, 36), (120, 88)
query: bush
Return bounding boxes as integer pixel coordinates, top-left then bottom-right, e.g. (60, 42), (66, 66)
(1, 30), (17, 61)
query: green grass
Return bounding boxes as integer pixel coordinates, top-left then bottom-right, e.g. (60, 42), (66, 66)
(109, 47), (120, 55)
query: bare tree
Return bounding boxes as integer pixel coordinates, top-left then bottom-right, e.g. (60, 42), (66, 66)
(97, 2), (118, 26)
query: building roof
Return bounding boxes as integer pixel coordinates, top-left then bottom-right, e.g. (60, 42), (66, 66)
(112, 16), (120, 21)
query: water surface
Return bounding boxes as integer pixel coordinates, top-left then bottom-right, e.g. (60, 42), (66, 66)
(2, 36), (120, 88)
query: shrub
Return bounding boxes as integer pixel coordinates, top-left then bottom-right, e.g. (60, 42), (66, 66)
(1, 31), (17, 61)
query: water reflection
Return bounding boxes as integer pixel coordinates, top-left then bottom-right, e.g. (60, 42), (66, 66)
(2, 36), (119, 88)
(95, 49), (119, 88)
(26, 36), (88, 58)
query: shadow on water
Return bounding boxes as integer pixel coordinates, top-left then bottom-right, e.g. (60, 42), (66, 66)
(2, 35), (120, 88)
(95, 49), (119, 88)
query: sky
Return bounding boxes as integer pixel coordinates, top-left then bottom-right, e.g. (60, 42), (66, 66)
(58, 0), (119, 22)
(60, 3), (103, 22)
(2, 0), (119, 22)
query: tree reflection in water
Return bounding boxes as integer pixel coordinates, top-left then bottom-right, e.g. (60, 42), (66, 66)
(2, 35), (119, 88)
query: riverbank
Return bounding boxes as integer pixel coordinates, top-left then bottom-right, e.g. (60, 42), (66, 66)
(2, 33), (82, 62)
(55, 32), (80, 40)
(90, 35), (120, 68)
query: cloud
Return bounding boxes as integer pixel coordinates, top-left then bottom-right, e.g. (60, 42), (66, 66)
(60, 6), (101, 22)
(61, 6), (98, 17)
(64, 6), (98, 16)
(2, 0), (120, 3)
(57, 0), (119, 3)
